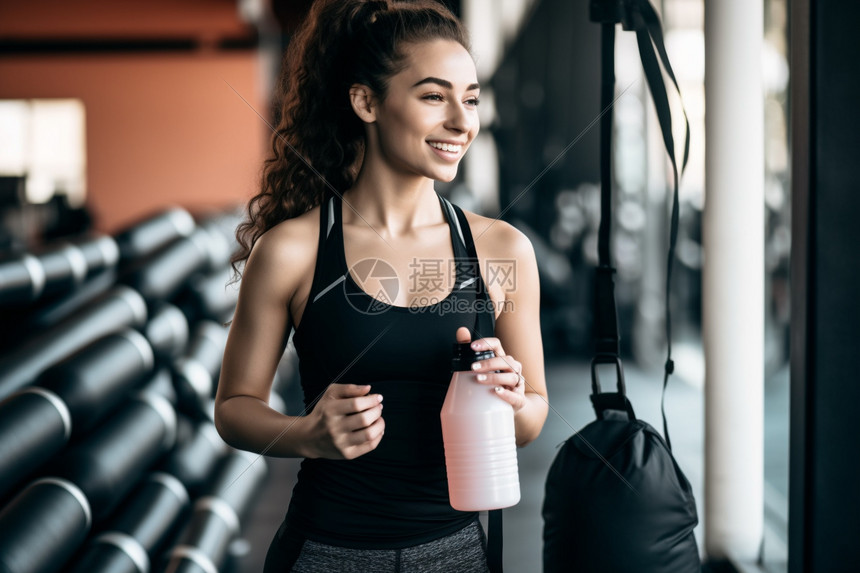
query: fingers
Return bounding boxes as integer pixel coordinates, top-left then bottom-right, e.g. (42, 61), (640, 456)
(455, 326), (472, 344)
(325, 384), (383, 415)
(314, 383), (386, 460)
(469, 355), (522, 378)
(466, 336), (524, 396)
(472, 370), (522, 391)
(341, 415), (386, 459)
(336, 393), (384, 417)
(468, 352), (527, 415)
(343, 400), (384, 432)
(327, 383), (372, 399)
(493, 384), (528, 412)
(469, 336), (505, 356)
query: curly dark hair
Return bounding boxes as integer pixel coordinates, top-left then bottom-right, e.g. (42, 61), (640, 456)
(228, 0), (470, 283)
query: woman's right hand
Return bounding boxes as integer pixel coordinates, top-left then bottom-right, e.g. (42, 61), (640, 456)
(303, 383), (385, 460)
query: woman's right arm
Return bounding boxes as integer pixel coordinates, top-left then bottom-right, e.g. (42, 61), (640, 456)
(214, 222), (385, 459)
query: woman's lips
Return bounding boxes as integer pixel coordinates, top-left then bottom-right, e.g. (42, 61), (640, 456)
(427, 141), (463, 161)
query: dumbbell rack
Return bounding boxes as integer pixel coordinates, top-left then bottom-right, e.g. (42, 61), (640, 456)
(0, 206), (297, 573)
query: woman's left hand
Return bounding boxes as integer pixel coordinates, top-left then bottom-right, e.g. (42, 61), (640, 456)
(456, 326), (528, 413)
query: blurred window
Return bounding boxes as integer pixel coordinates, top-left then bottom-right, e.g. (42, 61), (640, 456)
(0, 99), (87, 207)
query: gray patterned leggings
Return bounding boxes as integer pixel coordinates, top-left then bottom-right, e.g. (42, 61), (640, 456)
(264, 518), (490, 573)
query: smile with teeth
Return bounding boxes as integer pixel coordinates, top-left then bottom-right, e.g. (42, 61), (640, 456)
(428, 141), (463, 153)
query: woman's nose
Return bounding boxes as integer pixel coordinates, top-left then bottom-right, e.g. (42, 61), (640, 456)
(445, 103), (476, 134)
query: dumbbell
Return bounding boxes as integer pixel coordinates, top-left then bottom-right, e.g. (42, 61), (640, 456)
(163, 450), (267, 573)
(40, 329), (155, 437)
(0, 329), (154, 500)
(197, 217), (236, 273)
(114, 207), (196, 263)
(74, 234), (122, 275)
(49, 392), (177, 523)
(0, 478), (92, 573)
(141, 302), (190, 364)
(68, 472), (190, 573)
(162, 421), (228, 499)
(0, 285), (147, 400)
(0, 234), (118, 307)
(139, 367), (178, 407)
(19, 267), (117, 335)
(174, 266), (239, 325)
(172, 321), (228, 418)
(121, 228), (212, 304)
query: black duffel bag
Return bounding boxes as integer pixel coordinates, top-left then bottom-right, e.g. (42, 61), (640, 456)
(542, 362), (700, 572)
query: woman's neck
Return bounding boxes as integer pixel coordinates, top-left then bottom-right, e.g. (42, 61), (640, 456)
(343, 163), (443, 238)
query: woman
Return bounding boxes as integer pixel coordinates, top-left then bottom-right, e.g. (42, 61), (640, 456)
(215, 1), (548, 570)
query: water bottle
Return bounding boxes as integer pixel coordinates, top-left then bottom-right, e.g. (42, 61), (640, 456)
(440, 342), (520, 511)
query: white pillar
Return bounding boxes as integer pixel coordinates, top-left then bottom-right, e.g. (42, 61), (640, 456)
(703, 0), (764, 561)
(462, 0), (509, 214)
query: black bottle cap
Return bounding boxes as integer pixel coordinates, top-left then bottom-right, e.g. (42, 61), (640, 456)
(451, 342), (495, 372)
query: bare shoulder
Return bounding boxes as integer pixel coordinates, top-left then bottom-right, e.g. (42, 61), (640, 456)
(461, 210), (536, 312)
(462, 210), (534, 261)
(244, 204), (321, 303)
(253, 205), (318, 262)
(266, 203), (320, 244)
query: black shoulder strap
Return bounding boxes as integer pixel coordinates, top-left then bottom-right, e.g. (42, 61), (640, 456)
(303, 194), (335, 311)
(448, 201), (496, 340)
(629, 1), (689, 452)
(591, 0), (690, 450)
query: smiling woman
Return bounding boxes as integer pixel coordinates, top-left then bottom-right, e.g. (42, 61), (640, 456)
(214, 1), (548, 572)
(349, 38), (481, 186)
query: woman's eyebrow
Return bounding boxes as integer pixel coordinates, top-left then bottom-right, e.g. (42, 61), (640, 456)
(411, 77), (480, 91)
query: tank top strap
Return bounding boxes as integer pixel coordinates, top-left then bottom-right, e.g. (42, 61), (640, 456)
(436, 192), (469, 262)
(438, 194), (497, 339)
(305, 193), (346, 308)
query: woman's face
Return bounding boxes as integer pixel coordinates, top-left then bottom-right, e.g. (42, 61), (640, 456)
(368, 38), (480, 183)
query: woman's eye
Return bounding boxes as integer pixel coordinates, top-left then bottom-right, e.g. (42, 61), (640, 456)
(423, 94), (444, 101)
(466, 98), (480, 106)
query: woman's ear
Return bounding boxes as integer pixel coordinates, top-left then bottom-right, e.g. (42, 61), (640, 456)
(349, 84), (377, 123)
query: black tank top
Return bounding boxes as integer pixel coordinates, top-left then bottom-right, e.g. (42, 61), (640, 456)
(285, 190), (496, 549)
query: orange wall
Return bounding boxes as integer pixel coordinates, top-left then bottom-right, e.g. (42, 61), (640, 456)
(0, 0), (250, 40)
(0, 52), (268, 233)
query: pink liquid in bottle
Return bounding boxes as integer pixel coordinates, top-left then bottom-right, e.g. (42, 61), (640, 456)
(441, 343), (520, 511)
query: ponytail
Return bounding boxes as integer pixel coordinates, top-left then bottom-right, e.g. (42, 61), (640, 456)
(229, 0), (470, 283)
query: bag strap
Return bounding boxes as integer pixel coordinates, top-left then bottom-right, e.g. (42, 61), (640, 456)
(449, 201), (503, 573)
(590, 0), (690, 450)
(487, 509), (503, 573)
(591, 17), (622, 389)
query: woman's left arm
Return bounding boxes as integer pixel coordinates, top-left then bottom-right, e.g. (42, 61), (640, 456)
(468, 224), (549, 447)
